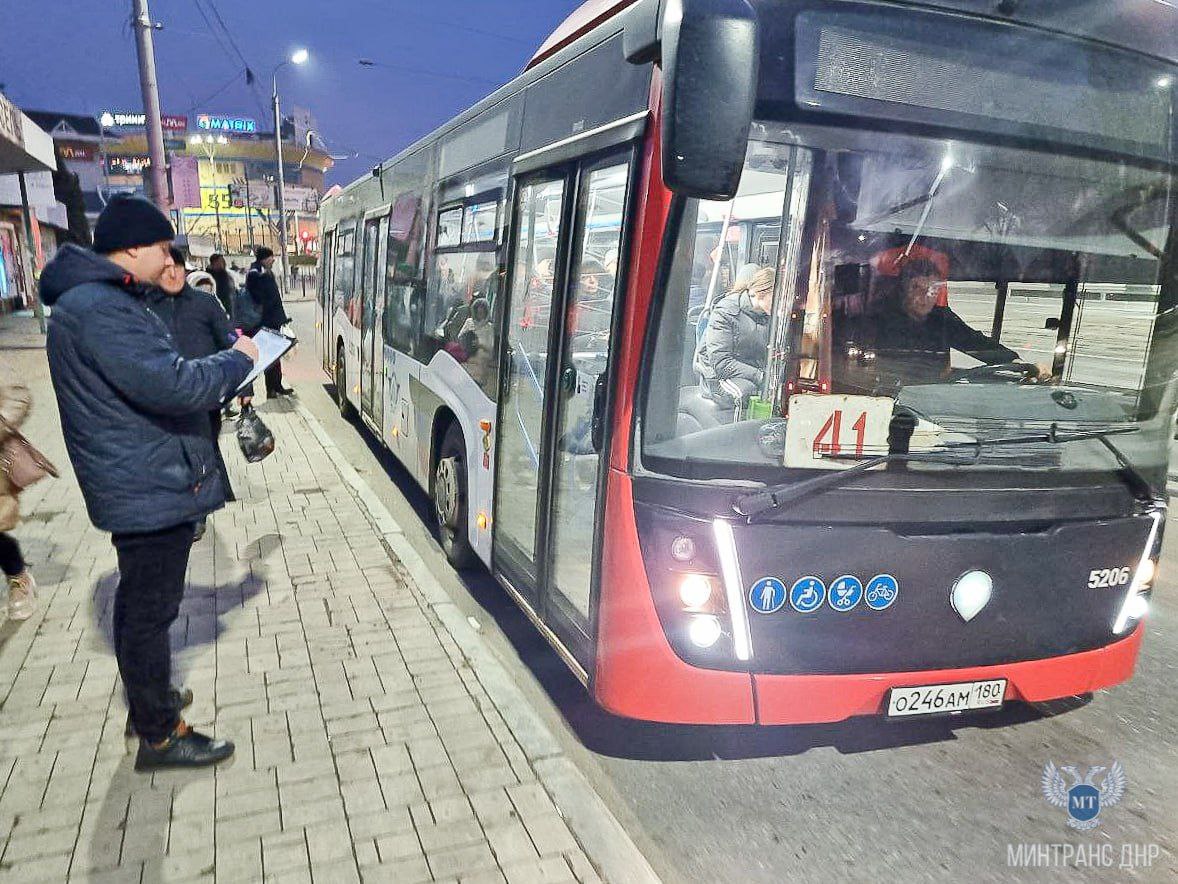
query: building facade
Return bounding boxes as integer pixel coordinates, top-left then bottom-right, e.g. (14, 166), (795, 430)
(25, 108), (333, 264)
(0, 95), (60, 315)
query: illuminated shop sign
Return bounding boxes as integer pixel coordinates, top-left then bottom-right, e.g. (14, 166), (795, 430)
(196, 114), (257, 134)
(107, 155), (152, 175)
(99, 111), (188, 130)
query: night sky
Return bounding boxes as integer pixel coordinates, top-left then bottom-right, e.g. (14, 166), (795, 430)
(1, 0), (584, 185)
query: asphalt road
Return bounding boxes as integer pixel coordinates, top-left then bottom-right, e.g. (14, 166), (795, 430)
(284, 302), (1176, 883)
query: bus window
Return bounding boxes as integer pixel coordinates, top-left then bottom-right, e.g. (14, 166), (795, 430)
(425, 191), (504, 396)
(642, 129), (1171, 474)
(334, 224), (358, 324)
(384, 191), (426, 358)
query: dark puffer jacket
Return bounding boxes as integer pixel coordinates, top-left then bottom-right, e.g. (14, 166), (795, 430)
(700, 292), (771, 403)
(245, 261), (289, 332)
(146, 284), (235, 362)
(39, 245), (252, 534)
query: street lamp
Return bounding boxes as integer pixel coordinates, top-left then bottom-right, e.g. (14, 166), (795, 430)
(272, 47), (308, 295)
(188, 134), (230, 249)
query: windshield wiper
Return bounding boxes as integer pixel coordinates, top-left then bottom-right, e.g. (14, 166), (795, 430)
(1095, 433), (1164, 504)
(733, 424), (1143, 520)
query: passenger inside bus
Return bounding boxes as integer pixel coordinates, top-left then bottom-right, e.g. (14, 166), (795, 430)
(569, 258), (613, 339)
(435, 253), (497, 343)
(697, 267), (774, 406)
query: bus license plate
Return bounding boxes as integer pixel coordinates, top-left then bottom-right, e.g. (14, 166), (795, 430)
(886, 679), (1007, 718)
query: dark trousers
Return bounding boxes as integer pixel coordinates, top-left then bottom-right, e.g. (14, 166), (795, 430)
(0, 533), (24, 577)
(264, 360), (284, 395)
(209, 410), (234, 502)
(111, 523), (194, 743)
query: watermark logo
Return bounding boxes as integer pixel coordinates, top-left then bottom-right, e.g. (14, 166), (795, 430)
(1041, 761), (1126, 830)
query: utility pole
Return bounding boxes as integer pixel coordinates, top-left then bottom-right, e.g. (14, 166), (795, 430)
(272, 82), (290, 295)
(131, 0), (169, 209)
(243, 176), (255, 249)
(17, 173), (46, 334)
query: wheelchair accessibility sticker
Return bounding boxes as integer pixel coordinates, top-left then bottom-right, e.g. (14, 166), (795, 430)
(789, 576), (827, 613)
(748, 573), (898, 614)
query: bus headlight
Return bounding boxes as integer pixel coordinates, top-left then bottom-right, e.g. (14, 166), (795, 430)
(678, 574), (715, 610)
(1113, 509), (1164, 635)
(688, 615), (723, 648)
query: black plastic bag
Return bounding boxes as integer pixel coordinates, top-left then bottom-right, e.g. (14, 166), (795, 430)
(236, 405), (275, 463)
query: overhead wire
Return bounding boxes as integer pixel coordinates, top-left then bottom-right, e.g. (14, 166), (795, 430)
(356, 59), (500, 87)
(192, 0), (269, 121)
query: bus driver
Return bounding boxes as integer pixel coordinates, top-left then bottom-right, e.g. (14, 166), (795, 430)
(839, 259), (1031, 390)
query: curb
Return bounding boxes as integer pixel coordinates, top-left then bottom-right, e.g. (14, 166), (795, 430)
(296, 401), (661, 884)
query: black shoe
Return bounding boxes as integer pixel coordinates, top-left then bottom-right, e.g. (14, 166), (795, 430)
(267, 386), (295, 397)
(135, 722), (234, 771)
(125, 687), (194, 737)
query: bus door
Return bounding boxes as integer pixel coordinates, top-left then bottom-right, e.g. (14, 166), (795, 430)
(370, 216), (389, 432)
(359, 216), (382, 424)
(319, 229), (336, 372)
(494, 152), (633, 672)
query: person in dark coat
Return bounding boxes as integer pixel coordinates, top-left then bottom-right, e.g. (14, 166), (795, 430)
(838, 259), (1023, 391)
(147, 251), (241, 530)
(700, 267), (774, 406)
(39, 195), (258, 772)
(245, 246), (294, 397)
(206, 252), (236, 317)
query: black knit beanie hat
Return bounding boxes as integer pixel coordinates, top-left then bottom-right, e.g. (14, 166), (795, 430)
(93, 194), (175, 254)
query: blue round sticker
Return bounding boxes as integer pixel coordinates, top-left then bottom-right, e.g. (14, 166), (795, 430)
(748, 577), (787, 614)
(828, 575), (864, 612)
(865, 574), (900, 610)
(789, 576), (827, 613)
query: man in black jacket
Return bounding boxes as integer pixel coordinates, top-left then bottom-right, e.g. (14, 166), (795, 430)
(149, 250), (240, 524)
(40, 195), (258, 771)
(206, 252), (235, 317)
(245, 246), (294, 397)
(839, 259), (1024, 392)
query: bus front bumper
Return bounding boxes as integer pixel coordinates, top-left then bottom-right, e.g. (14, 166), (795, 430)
(752, 623), (1143, 725)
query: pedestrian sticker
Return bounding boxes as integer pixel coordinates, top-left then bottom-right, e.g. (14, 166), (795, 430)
(828, 575), (863, 612)
(789, 576), (826, 613)
(865, 574), (899, 610)
(748, 577), (787, 614)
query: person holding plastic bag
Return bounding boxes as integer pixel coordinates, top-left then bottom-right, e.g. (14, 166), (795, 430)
(147, 255), (243, 540)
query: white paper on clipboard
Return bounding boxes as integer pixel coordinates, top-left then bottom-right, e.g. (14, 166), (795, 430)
(233, 328), (295, 395)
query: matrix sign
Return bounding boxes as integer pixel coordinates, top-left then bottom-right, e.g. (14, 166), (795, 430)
(197, 114), (257, 134)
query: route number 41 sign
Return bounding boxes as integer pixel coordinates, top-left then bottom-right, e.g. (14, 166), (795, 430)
(783, 394), (895, 469)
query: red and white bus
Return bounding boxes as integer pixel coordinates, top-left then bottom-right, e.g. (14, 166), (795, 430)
(318, 0), (1178, 724)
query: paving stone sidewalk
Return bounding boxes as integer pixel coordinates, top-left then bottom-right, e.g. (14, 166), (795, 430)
(0, 312), (655, 884)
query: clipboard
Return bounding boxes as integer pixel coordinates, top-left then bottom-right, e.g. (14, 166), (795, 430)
(232, 328), (296, 397)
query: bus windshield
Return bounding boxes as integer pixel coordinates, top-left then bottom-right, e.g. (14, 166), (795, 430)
(641, 124), (1178, 482)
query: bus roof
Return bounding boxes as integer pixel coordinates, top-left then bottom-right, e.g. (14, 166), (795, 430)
(324, 0), (1178, 210)
(527, 0), (640, 70)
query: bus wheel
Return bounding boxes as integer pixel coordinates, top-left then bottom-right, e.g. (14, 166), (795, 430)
(434, 423), (477, 570)
(336, 343), (355, 419)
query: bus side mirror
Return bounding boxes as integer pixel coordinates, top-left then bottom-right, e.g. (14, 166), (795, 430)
(659, 0), (759, 200)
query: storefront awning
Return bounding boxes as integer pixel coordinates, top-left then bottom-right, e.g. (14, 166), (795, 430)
(0, 94), (55, 175)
